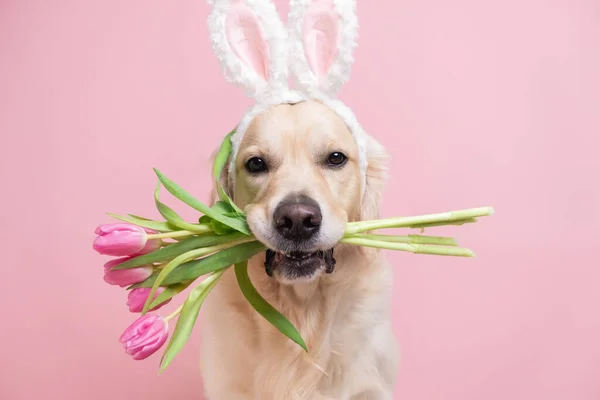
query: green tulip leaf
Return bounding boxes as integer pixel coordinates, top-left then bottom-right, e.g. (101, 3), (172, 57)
(213, 130), (244, 214)
(149, 283), (190, 309)
(198, 202), (239, 235)
(210, 219), (236, 235)
(159, 270), (224, 372)
(154, 184), (213, 233)
(234, 261), (307, 352)
(211, 201), (236, 215)
(108, 213), (177, 232)
(127, 214), (154, 221)
(154, 169), (250, 235)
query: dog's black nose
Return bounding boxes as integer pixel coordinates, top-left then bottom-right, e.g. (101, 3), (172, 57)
(273, 195), (322, 241)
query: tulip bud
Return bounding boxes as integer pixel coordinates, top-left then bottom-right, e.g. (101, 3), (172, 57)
(93, 223), (161, 256)
(103, 258), (153, 287)
(127, 288), (171, 313)
(119, 315), (168, 360)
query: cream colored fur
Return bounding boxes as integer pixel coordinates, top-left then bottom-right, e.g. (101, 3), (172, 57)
(200, 101), (399, 399)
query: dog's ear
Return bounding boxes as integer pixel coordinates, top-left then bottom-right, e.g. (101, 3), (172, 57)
(359, 136), (389, 222)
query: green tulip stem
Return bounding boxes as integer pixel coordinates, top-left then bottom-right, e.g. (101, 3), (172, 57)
(344, 207), (494, 235)
(165, 305), (184, 322)
(343, 233), (459, 246)
(147, 230), (200, 240)
(340, 237), (475, 257)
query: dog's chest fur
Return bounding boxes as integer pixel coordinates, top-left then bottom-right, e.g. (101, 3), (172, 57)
(200, 249), (398, 400)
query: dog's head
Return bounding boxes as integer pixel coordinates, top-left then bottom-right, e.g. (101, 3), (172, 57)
(205, 0), (387, 282)
(214, 100), (388, 284)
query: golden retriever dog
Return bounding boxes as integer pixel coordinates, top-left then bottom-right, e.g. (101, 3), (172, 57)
(200, 100), (399, 399)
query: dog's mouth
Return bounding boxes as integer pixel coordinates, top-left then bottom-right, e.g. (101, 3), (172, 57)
(264, 249), (336, 280)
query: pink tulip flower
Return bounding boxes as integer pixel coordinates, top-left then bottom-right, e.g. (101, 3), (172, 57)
(119, 315), (168, 360)
(103, 258), (153, 288)
(93, 223), (161, 256)
(127, 288), (172, 313)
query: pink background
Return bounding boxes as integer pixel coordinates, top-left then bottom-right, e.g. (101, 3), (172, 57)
(1, 0), (599, 399)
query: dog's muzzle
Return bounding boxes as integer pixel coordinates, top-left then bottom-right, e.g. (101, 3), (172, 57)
(264, 248), (336, 278)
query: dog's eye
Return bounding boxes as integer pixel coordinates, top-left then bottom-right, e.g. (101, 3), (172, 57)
(327, 152), (347, 167)
(245, 157), (268, 173)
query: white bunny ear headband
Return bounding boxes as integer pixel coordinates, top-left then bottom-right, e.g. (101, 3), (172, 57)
(207, 0), (369, 188)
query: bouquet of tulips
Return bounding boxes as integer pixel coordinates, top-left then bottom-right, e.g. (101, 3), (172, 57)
(93, 131), (494, 371)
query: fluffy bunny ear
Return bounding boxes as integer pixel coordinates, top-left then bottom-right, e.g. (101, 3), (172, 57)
(288, 0), (358, 96)
(207, 0), (289, 101)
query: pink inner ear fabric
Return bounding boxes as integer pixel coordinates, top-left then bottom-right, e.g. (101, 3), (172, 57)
(226, 1), (271, 81)
(302, 0), (340, 81)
